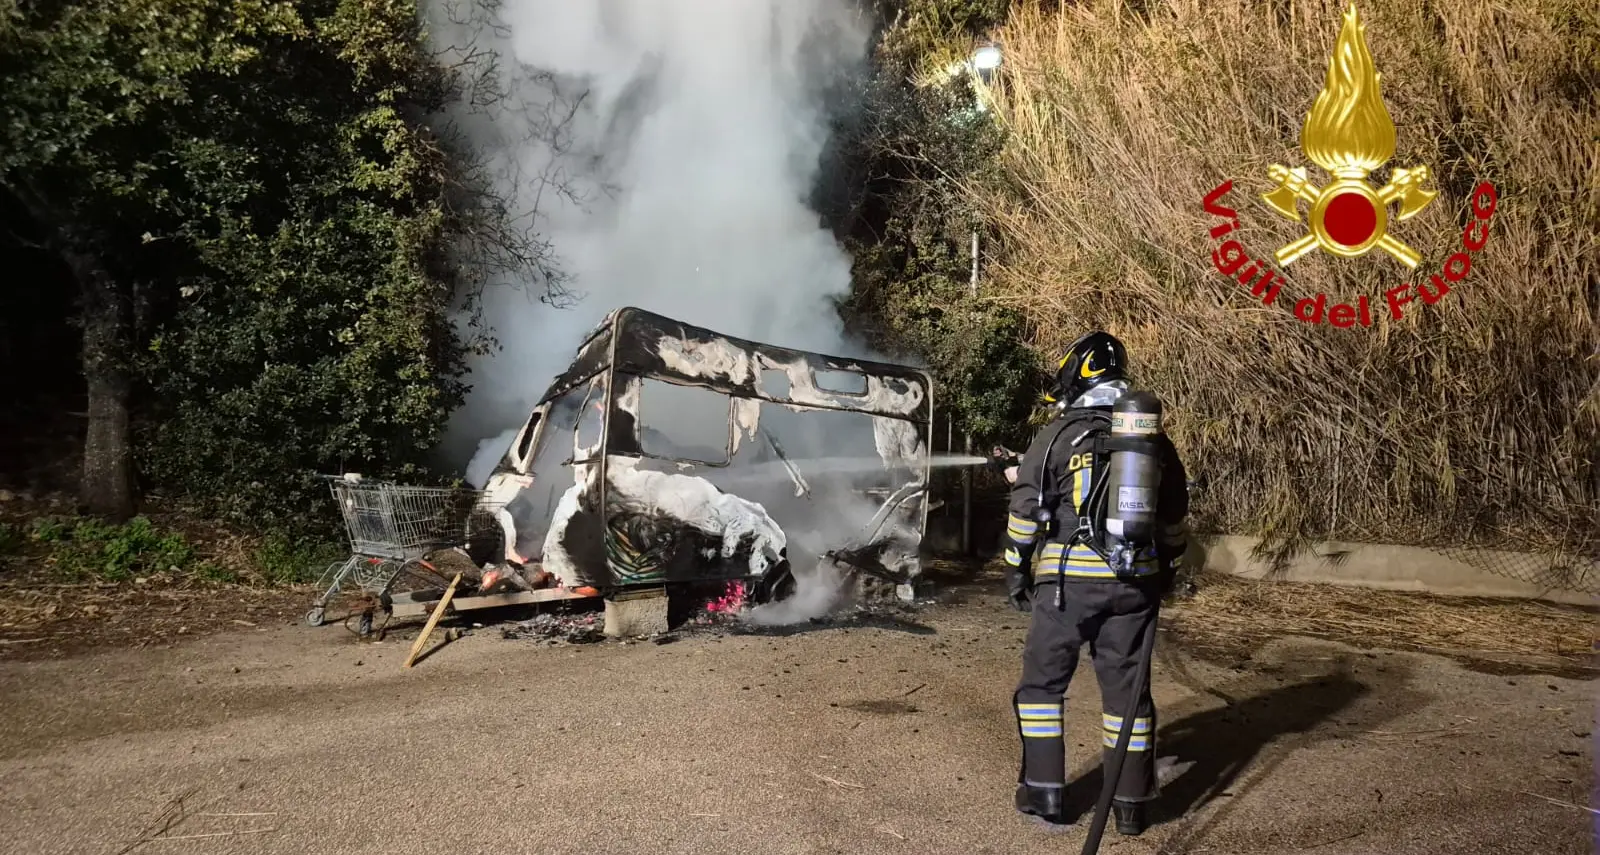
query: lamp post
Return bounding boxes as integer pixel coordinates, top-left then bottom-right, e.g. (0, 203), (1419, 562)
(972, 42), (1003, 85)
(961, 41), (1001, 557)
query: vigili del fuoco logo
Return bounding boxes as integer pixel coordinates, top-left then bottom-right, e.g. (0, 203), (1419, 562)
(1201, 3), (1498, 328)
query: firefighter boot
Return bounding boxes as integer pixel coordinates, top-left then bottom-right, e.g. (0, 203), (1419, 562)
(1014, 784), (1068, 825)
(1112, 800), (1147, 836)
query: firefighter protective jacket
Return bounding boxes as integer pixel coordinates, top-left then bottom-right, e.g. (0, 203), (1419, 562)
(1003, 405), (1191, 587)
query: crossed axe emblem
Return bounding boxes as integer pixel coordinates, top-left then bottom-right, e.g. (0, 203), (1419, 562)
(1260, 163), (1438, 269)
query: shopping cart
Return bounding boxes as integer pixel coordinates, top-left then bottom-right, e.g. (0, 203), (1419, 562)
(305, 474), (503, 628)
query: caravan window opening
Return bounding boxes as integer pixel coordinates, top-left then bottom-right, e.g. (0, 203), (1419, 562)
(813, 368), (868, 396)
(629, 377), (735, 467)
(762, 369), (792, 398)
(514, 412), (542, 462)
(569, 378), (607, 465)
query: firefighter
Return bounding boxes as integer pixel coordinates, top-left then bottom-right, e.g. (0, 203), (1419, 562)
(1004, 331), (1191, 836)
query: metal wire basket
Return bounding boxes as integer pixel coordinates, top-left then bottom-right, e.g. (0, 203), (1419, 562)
(330, 480), (496, 561)
(306, 475), (505, 627)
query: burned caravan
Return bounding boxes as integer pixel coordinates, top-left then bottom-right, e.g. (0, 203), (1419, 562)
(476, 307), (935, 610)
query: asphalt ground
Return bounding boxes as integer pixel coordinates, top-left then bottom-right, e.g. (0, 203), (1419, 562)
(0, 590), (1592, 855)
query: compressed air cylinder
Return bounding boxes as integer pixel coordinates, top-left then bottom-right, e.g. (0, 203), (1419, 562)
(1104, 391), (1164, 544)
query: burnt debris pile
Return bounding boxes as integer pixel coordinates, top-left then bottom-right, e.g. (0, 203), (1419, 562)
(501, 611), (606, 645)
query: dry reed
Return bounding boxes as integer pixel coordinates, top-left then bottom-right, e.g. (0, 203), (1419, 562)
(957, 557), (1592, 670)
(1168, 571), (1597, 671)
(957, 0), (1598, 560)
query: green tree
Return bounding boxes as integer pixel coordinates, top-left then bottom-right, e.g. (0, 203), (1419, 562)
(1, 0), (301, 519)
(0, 0), (555, 529)
(827, 0), (1039, 446)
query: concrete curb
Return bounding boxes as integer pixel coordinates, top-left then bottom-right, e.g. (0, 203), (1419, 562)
(1195, 535), (1596, 607)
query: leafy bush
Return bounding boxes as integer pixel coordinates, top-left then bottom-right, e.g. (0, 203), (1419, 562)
(6, 509), (338, 586)
(831, 0), (1040, 446)
(253, 533), (343, 585)
(29, 515), (211, 582)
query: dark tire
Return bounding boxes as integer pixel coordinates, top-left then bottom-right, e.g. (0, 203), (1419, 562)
(754, 561), (797, 604)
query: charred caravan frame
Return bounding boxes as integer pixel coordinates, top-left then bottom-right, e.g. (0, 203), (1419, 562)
(478, 307), (936, 608)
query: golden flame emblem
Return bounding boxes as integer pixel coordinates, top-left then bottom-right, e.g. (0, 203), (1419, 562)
(1261, 4), (1437, 268)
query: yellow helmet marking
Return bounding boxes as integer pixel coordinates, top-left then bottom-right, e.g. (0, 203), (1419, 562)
(1080, 353), (1107, 379)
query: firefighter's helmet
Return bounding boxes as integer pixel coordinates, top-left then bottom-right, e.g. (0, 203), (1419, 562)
(1043, 331), (1127, 406)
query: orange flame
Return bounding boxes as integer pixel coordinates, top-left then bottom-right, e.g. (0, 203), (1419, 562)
(1301, 4), (1396, 178)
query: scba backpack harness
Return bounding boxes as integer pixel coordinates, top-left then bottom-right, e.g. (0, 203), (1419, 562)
(1027, 391), (1167, 610)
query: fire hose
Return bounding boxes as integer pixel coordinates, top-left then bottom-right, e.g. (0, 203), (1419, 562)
(1079, 599), (1162, 855)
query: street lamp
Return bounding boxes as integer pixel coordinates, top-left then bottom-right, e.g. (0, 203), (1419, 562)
(971, 42), (1002, 114)
(972, 42), (1003, 85)
(965, 40), (1003, 298)
(961, 40), (1002, 556)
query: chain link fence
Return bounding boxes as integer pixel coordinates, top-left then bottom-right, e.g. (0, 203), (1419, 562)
(1427, 540), (1600, 599)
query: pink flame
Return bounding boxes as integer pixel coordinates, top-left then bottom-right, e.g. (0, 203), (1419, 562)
(706, 580), (747, 614)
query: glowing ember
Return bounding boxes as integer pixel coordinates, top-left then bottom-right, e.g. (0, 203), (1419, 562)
(706, 580), (747, 614)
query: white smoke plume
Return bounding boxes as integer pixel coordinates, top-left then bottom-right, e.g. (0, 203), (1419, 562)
(425, 0), (876, 480)
(424, 0), (911, 625)
(741, 558), (850, 627)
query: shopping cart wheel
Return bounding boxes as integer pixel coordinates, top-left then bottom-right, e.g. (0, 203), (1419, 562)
(305, 607), (326, 627)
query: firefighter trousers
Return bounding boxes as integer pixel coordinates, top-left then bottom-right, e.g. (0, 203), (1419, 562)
(1013, 577), (1161, 802)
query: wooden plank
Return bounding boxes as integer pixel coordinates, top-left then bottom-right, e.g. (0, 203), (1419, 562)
(403, 572), (461, 669)
(390, 602), (436, 619)
(389, 586), (595, 619)
(457, 589), (592, 607)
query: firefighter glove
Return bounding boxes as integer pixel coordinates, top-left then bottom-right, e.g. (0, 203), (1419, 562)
(1005, 567), (1033, 613)
(987, 446), (1019, 478)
